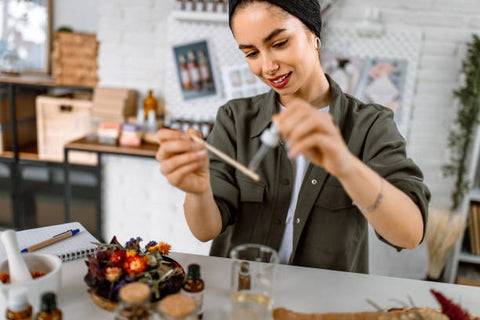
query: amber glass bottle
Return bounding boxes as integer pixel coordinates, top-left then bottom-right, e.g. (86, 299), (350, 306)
(36, 292), (62, 320)
(6, 287), (33, 320)
(182, 264), (204, 319)
(143, 90), (158, 119)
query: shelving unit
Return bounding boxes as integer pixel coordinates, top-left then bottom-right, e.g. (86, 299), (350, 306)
(0, 75), (96, 232)
(171, 10), (228, 23)
(444, 127), (480, 284)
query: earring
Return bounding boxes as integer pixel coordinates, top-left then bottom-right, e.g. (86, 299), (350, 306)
(314, 37), (321, 51)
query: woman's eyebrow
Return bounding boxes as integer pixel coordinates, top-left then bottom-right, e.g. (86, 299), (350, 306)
(238, 28), (287, 50)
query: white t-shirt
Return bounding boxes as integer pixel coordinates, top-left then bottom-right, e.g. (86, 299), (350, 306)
(278, 104), (330, 264)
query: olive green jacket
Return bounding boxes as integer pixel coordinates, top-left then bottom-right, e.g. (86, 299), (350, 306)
(206, 75), (430, 273)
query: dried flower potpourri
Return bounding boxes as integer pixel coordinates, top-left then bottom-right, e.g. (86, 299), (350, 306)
(84, 236), (183, 303)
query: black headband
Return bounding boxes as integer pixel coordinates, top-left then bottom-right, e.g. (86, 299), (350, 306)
(229, 0), (322, 38)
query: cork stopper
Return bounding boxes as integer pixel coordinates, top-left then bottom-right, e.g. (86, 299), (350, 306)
(160, 293), (196, 317)
(119, 282), (150, 304)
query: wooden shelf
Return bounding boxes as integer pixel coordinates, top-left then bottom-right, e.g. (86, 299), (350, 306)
(0, 143), (40, 161)
(65, 138), (158, 158)
(0, 74), (94, 89)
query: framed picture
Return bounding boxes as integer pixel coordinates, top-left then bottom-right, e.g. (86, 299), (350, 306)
(321, 51), (366, 96)
(172, 40), (218, 101)
(355, 58), (408, 122)
(221, 63), (270, 100)
(0, 0), (52, 75)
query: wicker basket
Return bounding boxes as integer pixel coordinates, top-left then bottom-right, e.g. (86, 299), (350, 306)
(90, 293), (161, 313)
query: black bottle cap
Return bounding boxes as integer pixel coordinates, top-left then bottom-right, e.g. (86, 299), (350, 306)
(40, 292), (57, 312)
(187, 264), (201, 280)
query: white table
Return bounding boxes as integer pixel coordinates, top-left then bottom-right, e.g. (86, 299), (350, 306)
(59, 252), (480, 319)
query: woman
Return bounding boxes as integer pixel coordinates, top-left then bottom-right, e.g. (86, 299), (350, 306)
(156, 0), (430, 273)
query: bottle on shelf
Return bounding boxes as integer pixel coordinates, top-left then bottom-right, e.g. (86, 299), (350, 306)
(182, 264), (205, 319)
(179, 54), (192, 91)
(114, 282), (152, 320)
(205, 0), (215, 12)
(197, 50), (212, 87)
(143, 90), (158, 119)
(6, 287), (33, 320)
(36, 292), (62, 320)
(187, 51), (202, 91)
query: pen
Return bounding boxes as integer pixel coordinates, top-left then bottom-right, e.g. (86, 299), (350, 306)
(21, 229), (80, 253)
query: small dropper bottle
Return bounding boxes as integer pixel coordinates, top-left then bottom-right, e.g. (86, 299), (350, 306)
(248, 123), (280, 172)
(36, 292), (62, 320)
(6, 287), (32, 320)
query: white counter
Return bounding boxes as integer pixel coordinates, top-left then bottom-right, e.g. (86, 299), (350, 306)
(57, 252), (480, 319)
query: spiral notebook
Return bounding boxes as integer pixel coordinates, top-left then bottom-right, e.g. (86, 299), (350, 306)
(0, 222), (99, 262)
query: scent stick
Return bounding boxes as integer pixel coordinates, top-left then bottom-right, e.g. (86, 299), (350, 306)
(188, 133), (260, 181)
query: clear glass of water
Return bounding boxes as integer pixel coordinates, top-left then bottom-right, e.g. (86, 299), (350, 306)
(229, 244), (278, 312)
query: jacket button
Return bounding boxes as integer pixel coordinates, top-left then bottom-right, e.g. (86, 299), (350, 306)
(311, 179), (318, 185)
(281, 178), (290, 185)
(295, 218), (301, 224)
(274, 218), (282, 225)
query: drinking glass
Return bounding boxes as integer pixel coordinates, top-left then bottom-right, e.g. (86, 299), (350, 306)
(229, 244), (278, 311)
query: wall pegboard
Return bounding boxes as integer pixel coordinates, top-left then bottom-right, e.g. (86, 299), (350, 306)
(322, 26), (423, 141)
(165, 13), (244, 121)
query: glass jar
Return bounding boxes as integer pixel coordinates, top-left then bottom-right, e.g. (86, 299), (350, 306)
(114, 282), (153, 320)
(157, 293), (198, 320)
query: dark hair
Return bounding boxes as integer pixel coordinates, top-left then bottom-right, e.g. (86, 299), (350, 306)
(229, 0), (322, 38)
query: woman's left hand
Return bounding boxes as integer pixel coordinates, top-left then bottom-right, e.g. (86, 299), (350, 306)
(272, 98), (354, 178)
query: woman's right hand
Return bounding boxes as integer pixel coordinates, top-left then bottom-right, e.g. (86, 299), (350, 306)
(156, 128), (210, 194)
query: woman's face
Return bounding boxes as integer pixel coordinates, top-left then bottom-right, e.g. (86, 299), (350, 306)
(231, 3), (321, 100)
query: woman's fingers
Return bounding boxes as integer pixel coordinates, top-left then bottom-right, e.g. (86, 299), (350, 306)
(164, 160), (207, 187)
(157, 128), (189, 142)
(285, 113), (334, 147)
(160, 149), (207, 175)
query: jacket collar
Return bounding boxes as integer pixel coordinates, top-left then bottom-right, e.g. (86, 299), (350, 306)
(249, 74), (347, 138)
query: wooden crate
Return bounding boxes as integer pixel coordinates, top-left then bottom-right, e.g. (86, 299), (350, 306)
(53, 32), (99, 87)
(36, 95), (97, 165)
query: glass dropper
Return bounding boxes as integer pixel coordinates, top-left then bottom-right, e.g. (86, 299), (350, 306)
(248, 123), (280, 172)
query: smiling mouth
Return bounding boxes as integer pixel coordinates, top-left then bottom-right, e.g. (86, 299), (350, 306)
(270, 73), (290, 83)
(268, 72), (292, 88)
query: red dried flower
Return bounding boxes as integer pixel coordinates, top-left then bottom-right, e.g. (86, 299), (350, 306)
(430, 289), (471, 320)
(123, 255), (147, 275)
(110, 250), (125, 265)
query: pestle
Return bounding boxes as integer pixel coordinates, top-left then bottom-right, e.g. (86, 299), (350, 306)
(0, 230), (32, 283)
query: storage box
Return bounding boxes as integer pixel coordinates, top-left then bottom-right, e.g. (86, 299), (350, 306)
(53, 32), (99, 87)
(92, 87), (137, 123)
(0, 90), (37, 153)
(36, 95), (97, 165)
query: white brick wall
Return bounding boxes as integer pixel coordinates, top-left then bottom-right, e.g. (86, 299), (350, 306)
(90, 0), (480, 277)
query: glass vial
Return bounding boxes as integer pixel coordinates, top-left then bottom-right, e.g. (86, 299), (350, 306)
(182, 264), (204, 319)
(114, 282), (152, 320)
(6, 287), (33, 320)
(238, 261), (251, 291)
(36, 292), (62, 320)
(144, 90), (158, 119)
